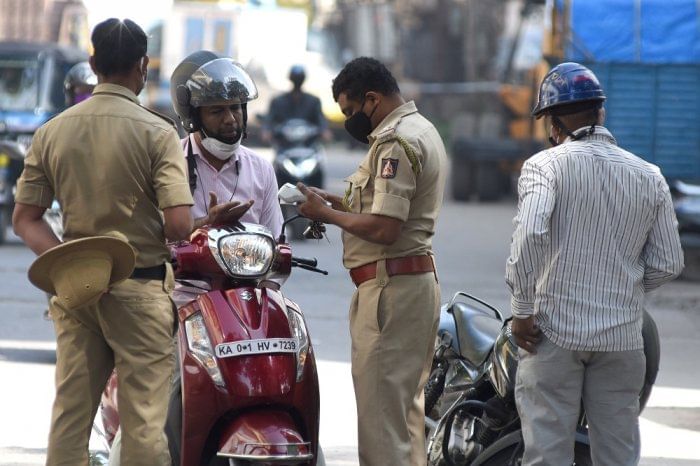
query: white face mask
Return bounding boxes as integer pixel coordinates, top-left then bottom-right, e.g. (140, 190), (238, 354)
(200, 133), (241, 160)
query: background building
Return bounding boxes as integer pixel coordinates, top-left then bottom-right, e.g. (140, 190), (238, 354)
(0, 0), (89, 50)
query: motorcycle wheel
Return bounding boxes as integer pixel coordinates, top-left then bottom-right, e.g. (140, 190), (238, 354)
(475, 441), (591, 466)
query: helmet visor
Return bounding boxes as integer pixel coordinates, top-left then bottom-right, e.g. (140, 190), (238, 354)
(187, 58), (258, 107)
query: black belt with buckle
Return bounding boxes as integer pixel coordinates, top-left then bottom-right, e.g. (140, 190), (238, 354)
(130, 264), (166, 280)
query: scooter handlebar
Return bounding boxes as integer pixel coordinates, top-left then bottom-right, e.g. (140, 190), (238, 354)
(291, 256), (328, 275)
(292, 256), (318, 267)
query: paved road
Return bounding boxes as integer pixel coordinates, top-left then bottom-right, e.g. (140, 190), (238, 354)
(1, 144), (699, 465)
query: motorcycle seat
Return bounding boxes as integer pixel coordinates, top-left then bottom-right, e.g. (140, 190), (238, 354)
(450, 301), (503, 368)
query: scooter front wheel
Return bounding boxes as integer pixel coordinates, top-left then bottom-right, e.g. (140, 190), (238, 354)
(315, 445), (326, 466)
(106, 429), (121, 466)
(218, 445), (325, 466)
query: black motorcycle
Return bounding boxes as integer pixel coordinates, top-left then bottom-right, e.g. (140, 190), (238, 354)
(272, 118), (326, 239)
(272, 118), (325, 187)
(424, 292), (660, 466)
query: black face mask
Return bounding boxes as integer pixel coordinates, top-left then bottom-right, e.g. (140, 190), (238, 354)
(344, 99), (378, 144)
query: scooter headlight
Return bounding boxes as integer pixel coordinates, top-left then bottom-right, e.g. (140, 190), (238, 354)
(281, 153), (319, 179)
(298, 158), (319, 177)
(184, 312), (225, 387)
(287, 307), (309, 382)
(209, 226), (275, 278)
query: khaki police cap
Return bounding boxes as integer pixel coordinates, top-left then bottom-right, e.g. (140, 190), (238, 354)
(28, 236), (136, 311)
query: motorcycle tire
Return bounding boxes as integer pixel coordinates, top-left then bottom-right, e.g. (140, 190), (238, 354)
(164, 372), (182, 466)
(640, 310), (660, 412)
(425, 361), (447, 416)
(475, 440), (591, 466)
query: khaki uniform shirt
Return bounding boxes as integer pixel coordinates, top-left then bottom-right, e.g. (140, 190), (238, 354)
(15, 83), (193, 267)
(342, 101), (447, 269)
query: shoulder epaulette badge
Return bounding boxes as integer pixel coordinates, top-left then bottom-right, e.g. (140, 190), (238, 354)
(375, 127), (396, 143)
(370, 129), (421, 176)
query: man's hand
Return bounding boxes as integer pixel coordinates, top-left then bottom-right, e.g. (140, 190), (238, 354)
(206, 192), (254, 226)
(307, 186), (330, 200)
(305, 186), (345, 211)
(297, 182), (330, 222)
(511, 316), (542, 354)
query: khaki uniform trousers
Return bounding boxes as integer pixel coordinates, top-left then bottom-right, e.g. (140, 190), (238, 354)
(46, 271), (176, 466)
(349, 260), (440, 466)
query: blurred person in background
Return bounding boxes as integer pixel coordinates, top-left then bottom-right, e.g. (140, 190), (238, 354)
(262, 64), (332, 144)
(64, 61), (97, 107)
(12, 18), (193, 466)
(0, 66), (37, 109)
(506, 62), (684, 466)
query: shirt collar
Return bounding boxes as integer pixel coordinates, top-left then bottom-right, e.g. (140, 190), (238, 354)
(564, 125), (617, 145)
(368, 100), (418, 143)
(92, 83), (140, 104)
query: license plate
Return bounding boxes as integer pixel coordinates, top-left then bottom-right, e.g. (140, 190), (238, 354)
(215, 338), (298, 358)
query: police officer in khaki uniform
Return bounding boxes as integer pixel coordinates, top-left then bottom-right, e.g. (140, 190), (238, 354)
(298, 57), (447, 466)
(12, 18), (193, 466)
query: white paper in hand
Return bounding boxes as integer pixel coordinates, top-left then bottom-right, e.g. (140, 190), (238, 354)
(278, 183), (307, 204)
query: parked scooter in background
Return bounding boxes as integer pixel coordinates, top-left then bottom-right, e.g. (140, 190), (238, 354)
(91, 190), (328, 465)
(673, 180), (700, 280)
(424, 292), (660, 466)
(272, 118), (326, 240)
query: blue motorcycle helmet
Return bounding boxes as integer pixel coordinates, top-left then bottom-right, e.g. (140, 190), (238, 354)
(532, 62), (606, 119)
(289, 64), (306, 89)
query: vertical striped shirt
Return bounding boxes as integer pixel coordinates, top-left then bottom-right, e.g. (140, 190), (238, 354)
(505, 126), (684, 351)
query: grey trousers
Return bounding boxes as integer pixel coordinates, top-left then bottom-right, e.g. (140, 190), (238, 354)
(515, 336), (645, 466)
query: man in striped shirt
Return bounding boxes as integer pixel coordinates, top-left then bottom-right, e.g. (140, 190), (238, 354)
(506, 62), (683, 465)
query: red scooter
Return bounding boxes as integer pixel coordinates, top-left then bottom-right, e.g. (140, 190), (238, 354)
(90, 220), (327, 466)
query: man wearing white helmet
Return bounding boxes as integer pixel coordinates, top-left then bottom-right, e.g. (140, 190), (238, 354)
(170, 51), (283, 241)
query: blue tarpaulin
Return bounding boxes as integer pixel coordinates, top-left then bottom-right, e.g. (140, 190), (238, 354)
(559, 0), (700, 63)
